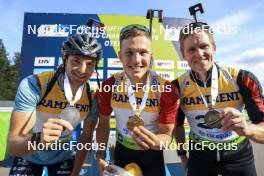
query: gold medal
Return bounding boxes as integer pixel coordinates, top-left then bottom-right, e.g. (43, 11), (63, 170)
(127, 114), (145, 131)
(204, 109), (222, 128)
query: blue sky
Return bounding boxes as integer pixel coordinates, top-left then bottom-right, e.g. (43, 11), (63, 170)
(0, 0), (264, 86)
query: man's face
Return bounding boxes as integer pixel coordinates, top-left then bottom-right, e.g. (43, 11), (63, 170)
(182, 31), (216, 74)
(64, 55), (96, 85)
(119, 36), (152, 82)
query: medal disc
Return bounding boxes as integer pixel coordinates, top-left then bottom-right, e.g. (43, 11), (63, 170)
(60, 106), (80, 126)
(60, 106), (80, 139)
(127, 115), (144, 131)
(204, 110), (222, 128)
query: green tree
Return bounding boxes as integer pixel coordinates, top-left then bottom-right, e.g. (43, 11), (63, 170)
(0, 39), (9, 74)
(12, 52), (21, 72)
(0, 39), (21, 100)
(5, 52), (21, 100)
(0, 39), (10, 100)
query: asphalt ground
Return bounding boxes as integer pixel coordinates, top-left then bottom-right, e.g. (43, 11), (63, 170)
(1, 142), (263, 176)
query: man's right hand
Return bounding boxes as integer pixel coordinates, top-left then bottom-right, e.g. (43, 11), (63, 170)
(97, 157), (108, 176)
(41, 118), (73, 144)
(180, 155), (188, 172)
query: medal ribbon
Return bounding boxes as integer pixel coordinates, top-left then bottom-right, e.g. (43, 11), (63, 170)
(64, 73), (84, 106)
(192, 63), (218, 110)
(125, 73), (150, 116)
(211, 63), (218, 107)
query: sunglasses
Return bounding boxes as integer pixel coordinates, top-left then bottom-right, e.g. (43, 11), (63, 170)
(120, 24), (150, 38)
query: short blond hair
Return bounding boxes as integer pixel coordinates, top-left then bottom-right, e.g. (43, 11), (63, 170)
(119, 25), (151, 48)
(179, 22), (215, 54)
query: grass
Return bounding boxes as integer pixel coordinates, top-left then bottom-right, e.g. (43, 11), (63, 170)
(0, 112), (11, 160)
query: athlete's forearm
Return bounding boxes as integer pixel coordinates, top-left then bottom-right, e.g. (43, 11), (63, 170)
(155, 134), (172, 150)
(72, 119), (98, 175)
(175, 125), (186, 145)
(96, 116), (110, 158)
(174, 125), (188, 157)
(8, 111), (37, 156)
(154, 123), (175, 150)
(8, 134), (37, 156)
(246, 121), (264, 143)
(71, 132), (93, 175)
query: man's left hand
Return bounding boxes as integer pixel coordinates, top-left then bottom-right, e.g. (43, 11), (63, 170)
(131, 126), (160, 150)
(221, 107), (252, 136)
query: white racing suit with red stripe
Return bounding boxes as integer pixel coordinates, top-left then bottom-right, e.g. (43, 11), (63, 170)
(172, 63), (264, 176)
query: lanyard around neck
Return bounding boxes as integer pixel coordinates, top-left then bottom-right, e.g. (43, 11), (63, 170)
(191, 63), (218, 110)
(125, 73), (150, 116)
(64, 73), (84, 106)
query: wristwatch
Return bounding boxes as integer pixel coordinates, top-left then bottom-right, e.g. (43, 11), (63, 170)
(96, 150), (106, 159)
(30, 132), (41, 145)
(177, 149), (187, 156)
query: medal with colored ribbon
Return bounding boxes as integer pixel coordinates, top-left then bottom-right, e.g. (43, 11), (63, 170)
(126, 73), (150, 131)
(60, 73), (83, 138)
(192, 63), (222, 128)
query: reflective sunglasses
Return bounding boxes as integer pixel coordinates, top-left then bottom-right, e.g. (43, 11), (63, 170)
(120, 24), (150, 38)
